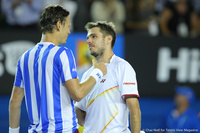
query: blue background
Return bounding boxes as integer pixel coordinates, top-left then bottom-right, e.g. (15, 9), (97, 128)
(1, 96), (200, 132)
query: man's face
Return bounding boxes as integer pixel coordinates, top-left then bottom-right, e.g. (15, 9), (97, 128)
(174, 94), (188, 107)
(176, 0), (188, 15)
(86, 27), (106, 58)
(59, 16), (71, 45)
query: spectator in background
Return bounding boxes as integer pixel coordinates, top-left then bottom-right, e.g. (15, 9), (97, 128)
(159, 0), (199, 38)
(154, 0), (169, 16)
(74, 0), (94, 32)
(43, 0), (77, 32)
(161, 86), (200, 133)
(124, 0), (155, 34)
(90, 0), (125, 34)
(1, 0), (43, 29)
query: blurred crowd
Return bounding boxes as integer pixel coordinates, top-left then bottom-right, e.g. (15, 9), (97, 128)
(0, 0), (200, 38)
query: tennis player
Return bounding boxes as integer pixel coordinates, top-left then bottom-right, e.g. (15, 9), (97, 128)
(9, 5), (107, 133)
(75, 21), (141, 133)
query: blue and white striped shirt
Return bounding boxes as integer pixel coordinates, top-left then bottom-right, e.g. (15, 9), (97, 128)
(14, 42), (78, 133)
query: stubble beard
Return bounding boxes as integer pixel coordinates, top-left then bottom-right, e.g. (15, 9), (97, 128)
(91, 47), (105, 60)
(91, 39), (105, 60)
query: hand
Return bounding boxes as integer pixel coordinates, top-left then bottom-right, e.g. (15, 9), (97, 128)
(92, 59), (107, 76)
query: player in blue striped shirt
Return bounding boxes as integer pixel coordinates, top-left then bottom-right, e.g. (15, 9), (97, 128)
(9, 5), (107, 133)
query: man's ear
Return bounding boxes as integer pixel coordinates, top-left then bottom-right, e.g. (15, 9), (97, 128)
(56, 21), (62, 31)
(106, 35), (113, 45)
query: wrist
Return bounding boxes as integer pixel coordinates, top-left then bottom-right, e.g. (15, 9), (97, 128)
(90, 68), (103, 83)
(9, 127), (20, 133)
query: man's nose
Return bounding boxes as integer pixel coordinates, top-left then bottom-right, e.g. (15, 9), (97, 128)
(86, 38), (91, 44)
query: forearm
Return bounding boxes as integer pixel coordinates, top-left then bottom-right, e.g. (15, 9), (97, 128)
(130, 108), (141, 133)
(9, 100), (22, 128)
(75, 107), (86, 126)
(9, 86), (24, 129)
(160, 9), (172, 36)
(160, 21), (171, 36)
(126, 97), (141, 133)
(66, 76), (97, 101)
(190, 13), (198, 36)
(66, 67), (103, 101)
(79, 67), (104, 99)
(66, 60), (106, 101)
(78, 76), (96, 100)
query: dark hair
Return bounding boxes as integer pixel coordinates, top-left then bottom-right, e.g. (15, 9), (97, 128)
(39, 5), (69, 33)
(85, 21), (116, 48)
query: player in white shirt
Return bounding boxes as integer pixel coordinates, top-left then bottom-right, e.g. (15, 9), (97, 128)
(9, 5), (107, 133)
(75, 21), (141, 133)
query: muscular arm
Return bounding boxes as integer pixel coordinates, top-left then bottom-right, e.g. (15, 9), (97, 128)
(75, 107), (86, 126)
(9, 86), (24, 128)
(65, 60), (107, 102)
(126, 96), (141, 133)
(65, 76), (96, 102)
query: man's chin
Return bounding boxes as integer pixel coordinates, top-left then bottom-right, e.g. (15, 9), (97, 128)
(91, 53), (98, 58)
(60, 41), (66, 45)
(90, 51), (94, 55)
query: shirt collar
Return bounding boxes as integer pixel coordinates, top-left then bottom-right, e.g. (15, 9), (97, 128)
(37, 42), (55, 46)
(105, 54), (115, 65)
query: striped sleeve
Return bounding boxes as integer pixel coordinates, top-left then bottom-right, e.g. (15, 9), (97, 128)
(14, 57), (24, 88)
(59, 48), (77, 83)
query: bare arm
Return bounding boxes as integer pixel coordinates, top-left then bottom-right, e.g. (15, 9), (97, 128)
(126, 96), (141, 133)
(160, 8), (172, 36)
(65, 76), (96, 102)
(75, 107), (86, 126)
(190, 12), (199, 37)
(65, 59), (107, 102)
(9, 86), (24, 128)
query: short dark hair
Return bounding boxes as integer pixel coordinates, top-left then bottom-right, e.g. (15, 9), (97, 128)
(85, 21), (116, 48)
(39, 5), (69, 33)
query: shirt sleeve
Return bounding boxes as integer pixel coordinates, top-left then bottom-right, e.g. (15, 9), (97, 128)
(117, 61), (139, 102)
(59, 49), (77, 83)
(14, 58), (24, 88)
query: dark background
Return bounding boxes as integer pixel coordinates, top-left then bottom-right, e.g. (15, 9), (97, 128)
(125, 34), (200, 97)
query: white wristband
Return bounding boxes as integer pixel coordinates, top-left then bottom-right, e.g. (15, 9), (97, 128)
(9, 127), (20, 133)
(90, 68), (103, 82)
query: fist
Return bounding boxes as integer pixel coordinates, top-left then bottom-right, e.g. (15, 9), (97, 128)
(92, 59), (107, 76)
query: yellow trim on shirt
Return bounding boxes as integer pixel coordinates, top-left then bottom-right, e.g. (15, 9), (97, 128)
(86, 85), (119, 109)
(100, 112), (119, 133)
